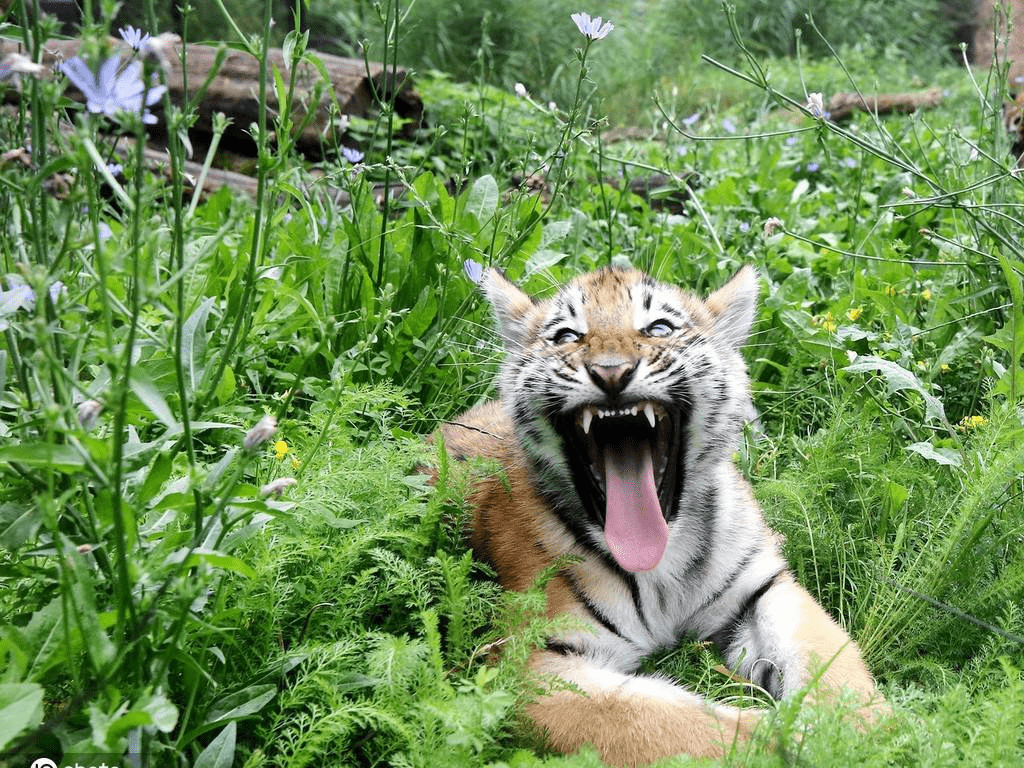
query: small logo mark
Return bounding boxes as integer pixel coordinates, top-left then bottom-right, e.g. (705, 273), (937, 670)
(30, 759), (58, 768)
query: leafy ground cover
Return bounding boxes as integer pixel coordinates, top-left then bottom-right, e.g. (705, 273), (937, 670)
(1, 1), (1022, 766)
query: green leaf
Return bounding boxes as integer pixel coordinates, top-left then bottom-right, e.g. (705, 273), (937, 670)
(843, 355), (947, 423)
(167, 548), (257, 579)
(465, 174), (499, 223)
(0, 683), (44, 750)
(205, 684), (277, 725)
(0, 443), (86, 472)
(129, 370), (179, 429)
(193, 722), (236, 768)
(143, 690), (179, 733)
(181, 297), (217, 396)
(0, 503), (40, 549)
(214, 364), (236, 404)
(906, 441), (963, 468)
(138, 452), (174, 506)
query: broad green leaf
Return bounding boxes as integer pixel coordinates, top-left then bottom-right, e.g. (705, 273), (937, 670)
(465, 174), (499, 223)
(193, 722), (236, 768)
(17, 597), (65, 679)
(181, 296), (217, 395)
(129, 370), (179, 429)
(525, 248), (569, 274)
(138, 452), (174, 506)
(0, 443), (86, 472)
(906, 441), (963, 468)
(143, 691), (179, 733)
(539, 218), (571, 247)
(0, 503), (40, 548)
(844, 355), (947, 423)
(0, 683), (44, 750)
(205, 684), (277, 725)
(166, 548), (257, 579)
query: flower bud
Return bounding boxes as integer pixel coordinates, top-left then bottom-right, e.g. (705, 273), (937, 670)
(261, 477), (297, 498)
(244, 414), (277, 450)
(77, 399), (103, 431)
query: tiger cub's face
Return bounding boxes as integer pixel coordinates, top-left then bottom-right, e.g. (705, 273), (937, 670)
(478, 265), (758, 574)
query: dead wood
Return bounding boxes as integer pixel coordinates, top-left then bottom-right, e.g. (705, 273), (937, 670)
(826, 89), (945, 121)
(0, 36), (422, 158)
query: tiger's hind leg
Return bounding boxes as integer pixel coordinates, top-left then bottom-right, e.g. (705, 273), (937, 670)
(526, 649), (761, 768)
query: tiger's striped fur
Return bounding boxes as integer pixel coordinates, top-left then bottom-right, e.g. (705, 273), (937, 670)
(442, 265), (882, 766)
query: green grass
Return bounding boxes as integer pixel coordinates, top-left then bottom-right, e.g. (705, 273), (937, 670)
(1, 1), (1023, 766)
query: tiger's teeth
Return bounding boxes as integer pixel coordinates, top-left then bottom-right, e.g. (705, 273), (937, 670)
(643, 403), (656, 428)
(581, 408), (594, 435)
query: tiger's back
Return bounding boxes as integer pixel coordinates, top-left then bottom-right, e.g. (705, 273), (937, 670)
(443, 265), (882, 767)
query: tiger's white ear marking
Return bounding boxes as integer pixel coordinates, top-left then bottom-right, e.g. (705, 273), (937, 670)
(705, 266), (758, 349)
(481, 267), (534, 348)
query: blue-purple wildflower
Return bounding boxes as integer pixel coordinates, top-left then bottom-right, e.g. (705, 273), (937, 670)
(59, 55), (166, 125)
(463, 259), (484, 285)
(118, 25), (152, 52)
(340, 147), (364, 164)
(571, 12), (614, 40)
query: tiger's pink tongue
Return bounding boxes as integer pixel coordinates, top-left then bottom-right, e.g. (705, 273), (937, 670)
(603, 439), (668, 572)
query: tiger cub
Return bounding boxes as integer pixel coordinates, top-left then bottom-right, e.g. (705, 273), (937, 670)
(442, 264), (882, 767)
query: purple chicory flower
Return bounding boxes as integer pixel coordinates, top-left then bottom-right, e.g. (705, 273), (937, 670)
(0, 283), (35, 314)
(118, 25), (152, 52)
(571, 12), (614, 40)
(340, 146), (364, 164)
(463, 259), (484, 285)
(59, 55), (166, 125)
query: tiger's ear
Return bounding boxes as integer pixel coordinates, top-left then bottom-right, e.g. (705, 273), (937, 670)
(480, 267), (534, 348)
(704, 266), (759, 349)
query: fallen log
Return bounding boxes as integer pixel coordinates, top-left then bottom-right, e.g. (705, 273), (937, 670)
(0, 36), (422, 158)
(826, 89), (944, 121)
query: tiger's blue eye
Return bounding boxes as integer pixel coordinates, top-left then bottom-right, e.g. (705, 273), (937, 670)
(644, 320), (676, 338)
(552, 328), (583, 345)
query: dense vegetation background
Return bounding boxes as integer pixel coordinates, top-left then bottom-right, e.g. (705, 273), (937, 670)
(1, 0), (1022, 766)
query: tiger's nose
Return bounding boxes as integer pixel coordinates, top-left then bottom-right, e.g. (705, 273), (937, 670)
(586, 361), (638, 398)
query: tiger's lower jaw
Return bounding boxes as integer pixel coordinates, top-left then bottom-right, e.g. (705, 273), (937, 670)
(554, 400), (685, 572)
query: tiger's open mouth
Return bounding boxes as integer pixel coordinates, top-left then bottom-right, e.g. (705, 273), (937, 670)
(557, 400), (684, 572)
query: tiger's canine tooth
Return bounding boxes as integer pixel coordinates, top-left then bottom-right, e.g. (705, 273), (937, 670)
(643, 402), (656, 429)
(581, 407), (594, 435)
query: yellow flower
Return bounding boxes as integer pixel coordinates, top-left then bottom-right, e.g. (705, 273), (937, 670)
(957, 415), (988, 432)
(884, 285), (897, 298)
(816, 311), (837, 333)
(940, 363), (951, 374)
(274, 440), (289, 461)
(291, 457), (302, 470)
(920, 289), (932, 301)
(846, 307), (863, 322)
